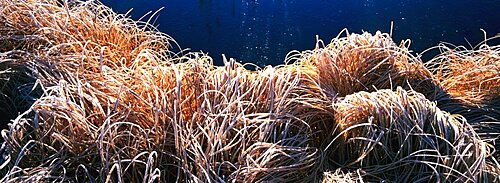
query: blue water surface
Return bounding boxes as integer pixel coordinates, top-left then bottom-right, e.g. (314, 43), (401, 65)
(101, 0), (499, 66)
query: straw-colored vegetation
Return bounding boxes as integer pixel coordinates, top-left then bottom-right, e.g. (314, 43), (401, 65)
(330, 88), (491, 182)
(289, 30), (438, 98)
(426, 42), (500, 159)
(0, 0), (499, 182)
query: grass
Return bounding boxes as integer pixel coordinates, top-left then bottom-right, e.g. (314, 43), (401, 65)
(328, 88), (491, 182)
(426, 40), (500, 159)
(289, 30), (437, 98)
(0, 0), (499, 182)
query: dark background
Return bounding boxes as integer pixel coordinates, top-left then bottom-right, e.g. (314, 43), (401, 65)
(101, 0), (500, 66)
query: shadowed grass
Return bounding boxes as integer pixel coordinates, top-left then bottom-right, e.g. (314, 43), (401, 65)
(324, 87), (493, 182)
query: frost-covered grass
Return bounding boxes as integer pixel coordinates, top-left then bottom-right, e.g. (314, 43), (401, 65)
(0, 0), (498, 182)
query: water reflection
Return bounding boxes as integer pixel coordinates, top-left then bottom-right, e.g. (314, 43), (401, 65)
(101, 0), (499, 66)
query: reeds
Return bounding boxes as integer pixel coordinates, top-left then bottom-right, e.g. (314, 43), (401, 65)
(0, 0), (499, 182)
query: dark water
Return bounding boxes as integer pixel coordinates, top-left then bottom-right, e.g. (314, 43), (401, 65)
(101, 0), (499, 66)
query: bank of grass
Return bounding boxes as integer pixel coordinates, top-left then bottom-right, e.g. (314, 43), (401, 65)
(0, 0), (499, 182)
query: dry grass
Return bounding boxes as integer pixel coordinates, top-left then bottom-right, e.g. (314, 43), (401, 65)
(426, 40), (500, 159)
(0, 16), (43, 127)
(325, 88), (492, 182)
(0, 0), (179, 181)
(172, 58), (325, 182)
(0, 0), (499, 182)
(0, 55), (326, 182)
(289, 30), (438, 99)
(0, 1), (328, 181)
(428, 42), (500, 109)
(321, 169), (364, 183)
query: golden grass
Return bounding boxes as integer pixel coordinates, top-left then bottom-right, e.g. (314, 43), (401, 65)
(426, 41), (500, 159)
(428, 43), (500, 107)
(0, 0), (499, 182)
(289, 30), (438, 98)
(0, 56), (325, 182)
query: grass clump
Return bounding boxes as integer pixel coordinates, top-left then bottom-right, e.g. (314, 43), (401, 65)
(324, 87), (492, 182)
(426, 40), (500, 158)
(290, 30), (437, 99)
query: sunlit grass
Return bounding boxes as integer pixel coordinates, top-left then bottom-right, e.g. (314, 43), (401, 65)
(0, 0), (498, 182)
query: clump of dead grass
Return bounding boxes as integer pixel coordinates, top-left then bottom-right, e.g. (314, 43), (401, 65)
(0, 0), (179, 181)
(426, 40), (500, 158)
(325, 87), (492, 182)
(171, 57), (325, 182)
(428, 42), (500, 109)
(290, 30), (438, 98)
